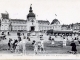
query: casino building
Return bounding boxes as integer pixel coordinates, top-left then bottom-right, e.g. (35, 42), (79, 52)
(0, 5), (62, 32)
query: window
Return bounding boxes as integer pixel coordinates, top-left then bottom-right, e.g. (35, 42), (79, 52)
(14, 22), (15, 23)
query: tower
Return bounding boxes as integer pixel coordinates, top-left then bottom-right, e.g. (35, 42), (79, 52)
(27, 4), (39, 32)
(0, 12), (10, 31)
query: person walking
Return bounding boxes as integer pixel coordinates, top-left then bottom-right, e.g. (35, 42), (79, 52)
(70, 41), (77, 54)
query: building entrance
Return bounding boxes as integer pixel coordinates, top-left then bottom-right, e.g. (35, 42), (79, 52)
(30, 26), (35, 31)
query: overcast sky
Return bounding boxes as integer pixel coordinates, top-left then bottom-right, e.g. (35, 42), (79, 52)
(0, 0), (80, 24)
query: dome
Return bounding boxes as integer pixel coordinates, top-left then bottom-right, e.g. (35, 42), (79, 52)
(51, 19), (60, 24)
(27, 12), (35, 18)
(27, 4), (35, 18)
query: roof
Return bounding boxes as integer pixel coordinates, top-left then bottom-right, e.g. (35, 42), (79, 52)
(51, 19), (60, 24)
(74, 23), (80, 26)
(27, 5), (35, 18)
(47, 30), (73, 33)
(62, 24), (69, 27)
(10, 19), (26, 22)
(1, 13), (9, 19)
(38, 20), (50, 24)
(69, 23), (80, 27)
(62, 24), (70, 29)
(27, 12), (35, 18)
(70, 24), (74, 27)
(53, 30), (73, 33)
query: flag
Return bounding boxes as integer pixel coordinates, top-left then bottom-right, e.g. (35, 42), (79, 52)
(55, 14), (57, 16)
(30, 4), (32, 7)
(5, 11), (8, 14)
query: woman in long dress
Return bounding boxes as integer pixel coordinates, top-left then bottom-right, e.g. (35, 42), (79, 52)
(70, 41), (77, 54)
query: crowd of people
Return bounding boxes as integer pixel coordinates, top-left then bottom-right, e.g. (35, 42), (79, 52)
(49, 34), (80, 54)
(0, 31), (80, 54)
(6, 32), (44, 54)
(7, 32), (27, 54)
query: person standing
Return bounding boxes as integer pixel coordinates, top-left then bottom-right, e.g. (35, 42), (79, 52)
(12, 40), (18, 52)
(40, 39), (44, 52)
(40, 35), (44, 52)
(49, 36), (51, 41)
(70, 41), (77, 54)
(8, 38), (12, 50)
(18, 36), (22, 41)
(63, 37), (67, 46)
(32, 40), (38, 54)
(22, 36), (27, 54)
(78, 35), (80, 44)
(7, 31), (10, 36)
(51, 38), (55, 45)
(15, 40), (20, 54)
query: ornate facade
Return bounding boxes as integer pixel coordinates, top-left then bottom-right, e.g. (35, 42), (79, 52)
(0, 5), (61, 32)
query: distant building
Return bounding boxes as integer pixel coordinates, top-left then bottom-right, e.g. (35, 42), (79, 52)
(10, 19), (27, 31)
(0, 5), (62, 32)
(70, 23), (80, 32)
(51, 19), (61, 30)
(61, 24), (70, 30)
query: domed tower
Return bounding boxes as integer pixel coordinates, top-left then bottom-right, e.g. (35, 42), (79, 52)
(51, 18), (61, 30)
(27, 4), (39, 32)
(27, 4), (35, 19)
(51, 19), (60, 25)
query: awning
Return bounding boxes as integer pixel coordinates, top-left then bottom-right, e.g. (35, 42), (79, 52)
(53, 30), (73, 33)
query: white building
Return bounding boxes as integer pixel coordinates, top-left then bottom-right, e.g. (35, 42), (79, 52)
(0, 5), (61, 32)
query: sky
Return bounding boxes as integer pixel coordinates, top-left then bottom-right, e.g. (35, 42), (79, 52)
(0, 0), (80, 24)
